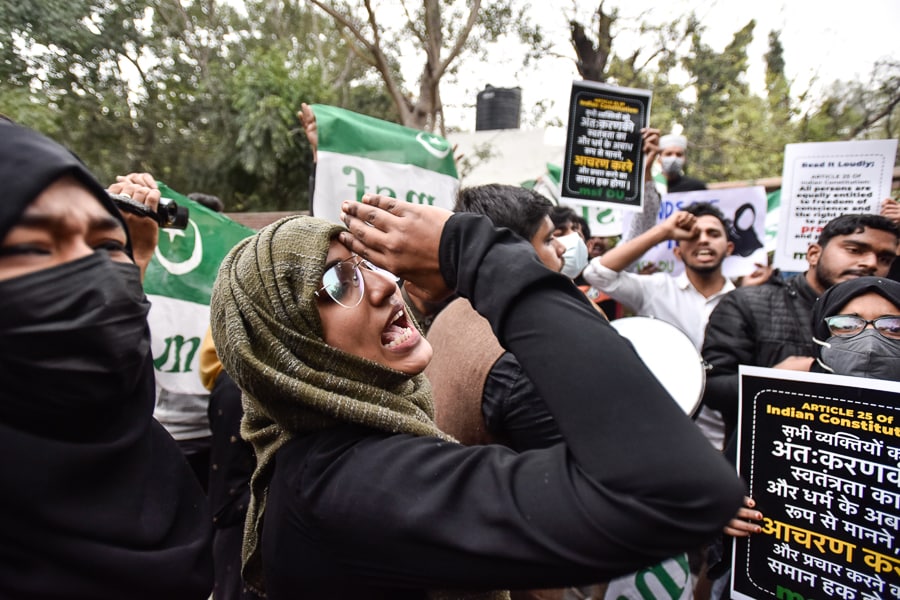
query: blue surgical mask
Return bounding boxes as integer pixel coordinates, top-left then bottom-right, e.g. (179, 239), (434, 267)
(558, 232), (589, 279)
(816, 329), (900, 381)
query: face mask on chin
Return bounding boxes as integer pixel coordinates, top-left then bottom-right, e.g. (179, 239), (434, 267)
(0, 252), (152, 429)
(558, 232), (589, 279)
(817, 329), (900, 381)
(661, 156), (685, 176)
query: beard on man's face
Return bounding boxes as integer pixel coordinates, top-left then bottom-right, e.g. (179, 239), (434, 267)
(814, 262), (871, 292)
(686, 264), (720, 275)
(683, 253), (726, 275)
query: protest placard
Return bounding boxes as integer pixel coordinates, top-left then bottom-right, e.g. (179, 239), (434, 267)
(560, 81), (651, 212)
(774, 139), (898, 272)
(732, 366), (900, 600)
(311, 104), (459, 225)
(621, 186), (769, 279)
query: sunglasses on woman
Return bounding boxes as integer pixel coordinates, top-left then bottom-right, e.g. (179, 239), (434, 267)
(314, 255), (398, 308)
(824, 314), (900, 340)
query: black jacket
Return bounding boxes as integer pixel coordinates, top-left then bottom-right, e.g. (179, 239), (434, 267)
(700, 271), (819, 439)
(260, 214), (745, 599)
(666, 174), (707, 193)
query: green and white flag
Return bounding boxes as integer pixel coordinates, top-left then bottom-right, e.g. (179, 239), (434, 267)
(603, 554), (693, 600)
(144, 183), (254, 403)
(765, 188), (781, 253)
(312, 104), (459, 224)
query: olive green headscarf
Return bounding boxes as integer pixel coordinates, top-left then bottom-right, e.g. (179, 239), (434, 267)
(210, 216), (505, 599)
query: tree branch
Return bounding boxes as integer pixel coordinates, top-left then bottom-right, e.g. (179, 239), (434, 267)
(434, 0), (482, 81)
(308, 0), (411, 122)
(363, 0), (413, 122)
(400, 0), (426, 44)
(848, 92), (900, 139)
(307, 0), (376, 55)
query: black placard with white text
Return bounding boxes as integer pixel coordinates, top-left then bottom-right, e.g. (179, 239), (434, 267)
(732, 366), (900, 600)
(560, 81), (651, 212)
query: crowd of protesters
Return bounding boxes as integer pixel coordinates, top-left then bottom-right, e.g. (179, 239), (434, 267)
(1, 112), (898, 600)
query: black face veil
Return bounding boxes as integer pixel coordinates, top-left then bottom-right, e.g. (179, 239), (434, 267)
(0, 121), (212, 599)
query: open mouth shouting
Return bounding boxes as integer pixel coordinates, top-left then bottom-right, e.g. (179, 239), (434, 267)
(381, 307), (420, 350)
(318, 240), (434, 375)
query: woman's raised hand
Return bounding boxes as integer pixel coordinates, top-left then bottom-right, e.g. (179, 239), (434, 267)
(339, 194), (453, 302)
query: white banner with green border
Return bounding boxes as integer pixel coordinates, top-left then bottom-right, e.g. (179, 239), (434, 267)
(311, 104), (459, 225)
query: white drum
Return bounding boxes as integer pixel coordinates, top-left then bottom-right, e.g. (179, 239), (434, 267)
(610, 316), (705, 416)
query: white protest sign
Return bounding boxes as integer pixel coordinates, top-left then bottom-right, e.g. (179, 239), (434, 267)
(626, 187), (769, 279)
(774, 139), (897, 272)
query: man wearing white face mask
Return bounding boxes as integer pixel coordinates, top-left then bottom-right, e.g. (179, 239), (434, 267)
(659, 134), (707, 194)
(550, 205), (590, 279)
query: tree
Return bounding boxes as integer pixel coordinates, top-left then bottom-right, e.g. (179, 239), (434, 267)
(0, 0), (400, 211)
(569, 1), (614, 82)
(565, 3), (698, 144)
(4, 0), (894, 203)
(563, 5), (899, 183)
(307, 0), (546, 135)
(567, 2), (692, 89)
(0, 0), (154, 175)
(800, 59), (900, 150)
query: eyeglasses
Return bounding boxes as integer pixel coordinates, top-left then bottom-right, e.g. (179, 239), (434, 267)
(824, 314), (900, 340)
(314, 255), (398, 308)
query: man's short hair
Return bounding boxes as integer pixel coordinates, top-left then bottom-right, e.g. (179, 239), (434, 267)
(573, 214), (592, 240)
(455, 184), (553, 241)
(549, 205), (577, 231)
(684, 201), (731, 236)
(817, 213), (900, 247)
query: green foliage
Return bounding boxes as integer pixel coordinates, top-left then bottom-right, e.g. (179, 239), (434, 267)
(2, 0), (896, 209)
(568, 5), (898, 184)
(800, 60), (900, 151)
(0, 0), (396, 212)
(678, 19), (769, 182)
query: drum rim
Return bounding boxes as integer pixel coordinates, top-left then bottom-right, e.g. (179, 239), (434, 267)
(610, 316), (706, 416)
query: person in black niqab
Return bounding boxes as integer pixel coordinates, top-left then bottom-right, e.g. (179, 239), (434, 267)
(811, 275), (900, 380)
(0, 120), (212, 599)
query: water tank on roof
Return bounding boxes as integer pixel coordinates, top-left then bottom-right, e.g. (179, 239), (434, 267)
(475, 85), (522, 131)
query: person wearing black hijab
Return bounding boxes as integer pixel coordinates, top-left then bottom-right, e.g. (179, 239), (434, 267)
(810, 276), (900, 380)
(0, 120), (212, 598)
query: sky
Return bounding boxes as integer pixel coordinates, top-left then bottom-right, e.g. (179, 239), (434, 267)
(427, 0), (900, 132)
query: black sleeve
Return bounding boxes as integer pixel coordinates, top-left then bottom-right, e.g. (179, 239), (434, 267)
(207, 371), (253, 527)
(268, 214), (745, 591)
(700, 291), (755, 434)
(482, 351), (563, 451)
(307, 163), (316, 215)
(443, 213), (742, 489)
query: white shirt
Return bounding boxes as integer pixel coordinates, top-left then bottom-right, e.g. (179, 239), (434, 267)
(583, 259), (735, 450)
(583, 259), (735, 350)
